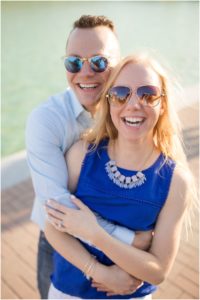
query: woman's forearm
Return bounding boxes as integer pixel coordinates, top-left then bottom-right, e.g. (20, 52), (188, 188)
(45, 199), (163, 284)
(45, 221), (97, 276)
(45, 221), (145, 295)
(93, 227), (164, 285)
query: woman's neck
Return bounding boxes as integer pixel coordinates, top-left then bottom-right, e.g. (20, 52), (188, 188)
(108, 137), (157, 171)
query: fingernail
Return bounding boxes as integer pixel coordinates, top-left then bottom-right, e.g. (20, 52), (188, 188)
(70, 195), (75, 199)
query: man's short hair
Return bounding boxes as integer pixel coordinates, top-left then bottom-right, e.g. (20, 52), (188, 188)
(65, 15), (118, 53)
(73, 15), (115, 32)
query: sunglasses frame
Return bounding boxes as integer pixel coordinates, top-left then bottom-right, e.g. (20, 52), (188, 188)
(106, 85), (165, 108)
(64, 55), (110, 73)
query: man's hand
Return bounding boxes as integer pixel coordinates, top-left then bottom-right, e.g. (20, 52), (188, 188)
(92, 264), (143, 296)
(132, 230), (153, 250)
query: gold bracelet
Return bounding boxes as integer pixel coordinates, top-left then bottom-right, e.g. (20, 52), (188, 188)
(83, 255), (97, 279)
(83, 255), (93, 274)
(88, 259), (98, 279)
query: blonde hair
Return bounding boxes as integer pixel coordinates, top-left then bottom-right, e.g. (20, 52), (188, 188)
(83, 53), (198, 234)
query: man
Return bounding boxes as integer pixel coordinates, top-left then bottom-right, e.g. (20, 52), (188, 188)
(26, 15), (141, 299)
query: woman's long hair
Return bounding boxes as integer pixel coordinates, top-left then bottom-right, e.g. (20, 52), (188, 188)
(82, 53), (198, 234)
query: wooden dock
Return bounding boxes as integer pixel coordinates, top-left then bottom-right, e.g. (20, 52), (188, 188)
(1, 104), (199, 299)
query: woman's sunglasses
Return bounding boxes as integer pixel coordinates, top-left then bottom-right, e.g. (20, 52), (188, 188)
(64, 55), (109, 73)
(106, 85), (165, 107)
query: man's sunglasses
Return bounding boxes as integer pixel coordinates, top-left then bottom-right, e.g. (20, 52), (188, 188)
(64, 55), (109, 73)
(106, 85), (165, 107)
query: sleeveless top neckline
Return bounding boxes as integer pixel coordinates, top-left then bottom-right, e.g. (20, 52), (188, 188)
(102, 143), (163, 174)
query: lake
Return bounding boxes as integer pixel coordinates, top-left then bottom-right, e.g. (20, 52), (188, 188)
(2, 1), (199, 157)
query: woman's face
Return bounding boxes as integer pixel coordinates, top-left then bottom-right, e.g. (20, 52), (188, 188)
(109, 62), (164, 143)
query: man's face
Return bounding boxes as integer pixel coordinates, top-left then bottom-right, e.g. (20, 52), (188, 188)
(66, 26), (120, 112)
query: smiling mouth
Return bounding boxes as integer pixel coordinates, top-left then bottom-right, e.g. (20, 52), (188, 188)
(78, 83), (99, 90)
(122, 117), (145, 127)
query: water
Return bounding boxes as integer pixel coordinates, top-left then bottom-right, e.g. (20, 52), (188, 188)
(2, 1), (199, 157)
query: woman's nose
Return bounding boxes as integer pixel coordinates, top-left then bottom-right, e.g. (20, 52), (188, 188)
(126, 95), (142, 109)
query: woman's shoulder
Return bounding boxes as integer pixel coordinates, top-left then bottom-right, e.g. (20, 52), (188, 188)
(172, 163), (191, 187)
(66, 139), (89, 163)
(168, 163), (191, 208)
(68, 139), (88, 153)
(66, 140), (89, 192)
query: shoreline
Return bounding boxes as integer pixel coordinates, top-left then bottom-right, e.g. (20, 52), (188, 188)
(1, 96), (199, 190)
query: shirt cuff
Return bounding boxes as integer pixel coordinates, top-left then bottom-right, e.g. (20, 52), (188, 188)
(112, 226), (135, 245)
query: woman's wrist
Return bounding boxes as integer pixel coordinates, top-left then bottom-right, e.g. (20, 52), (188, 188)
(91, 225), (106, 248)
(92, 261), (108, 282)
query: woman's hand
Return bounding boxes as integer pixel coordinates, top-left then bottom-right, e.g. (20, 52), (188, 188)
(45, 196), (100, 243)
(92, 264), (143, 296)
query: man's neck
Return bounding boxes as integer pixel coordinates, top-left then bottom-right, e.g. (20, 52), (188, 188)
(83, 103), (98, 117)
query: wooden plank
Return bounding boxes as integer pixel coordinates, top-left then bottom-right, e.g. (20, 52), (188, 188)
(1, 279), (21, 299)
(2, 242), (37, 273)
(181, 268), (199, 286)
(176, 250), (198, 272)
(2, 245), (37, 289)
(173, 274), (199, 299)
(180, 292), (195, 299)
(23, 222), (40, 239)
(2, 267), (37, 299)
(3, 226), (38, 249)
(153, 280), (183, 299)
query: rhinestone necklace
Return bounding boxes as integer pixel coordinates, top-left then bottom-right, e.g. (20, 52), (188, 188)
(105, 145), (155, 189)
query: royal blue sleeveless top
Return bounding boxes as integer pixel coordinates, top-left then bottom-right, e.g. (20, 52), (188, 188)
(51, 139), (176, 299)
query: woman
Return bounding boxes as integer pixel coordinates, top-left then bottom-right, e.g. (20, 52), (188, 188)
(45, 53), (196, 299)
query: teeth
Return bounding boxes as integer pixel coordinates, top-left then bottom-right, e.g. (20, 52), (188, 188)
(123, 117), (144, 127)
(79, 83), (98, 89)
(125, 117), (143, 123)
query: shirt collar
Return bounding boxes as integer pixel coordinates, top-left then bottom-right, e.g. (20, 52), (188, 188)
(67, 87), (92, 121)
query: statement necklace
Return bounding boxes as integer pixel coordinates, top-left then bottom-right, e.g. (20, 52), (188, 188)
(105, 146), (155, 189)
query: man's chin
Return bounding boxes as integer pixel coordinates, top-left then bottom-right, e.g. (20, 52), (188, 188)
(79, 95), (99, 108)
(82, 100), (98, 113)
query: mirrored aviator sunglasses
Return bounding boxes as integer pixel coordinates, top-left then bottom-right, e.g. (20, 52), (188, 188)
(106, 85), (165, 107)
(64, 55), (109, 73)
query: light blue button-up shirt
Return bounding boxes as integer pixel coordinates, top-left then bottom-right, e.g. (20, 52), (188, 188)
(26, 88), (134, 245)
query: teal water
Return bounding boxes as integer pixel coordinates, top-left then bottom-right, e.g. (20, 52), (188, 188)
(2, 1), (199, 157)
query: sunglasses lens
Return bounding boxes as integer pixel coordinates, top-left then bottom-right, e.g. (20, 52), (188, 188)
(90, 56), (108, 72)
(64, 56), (82, 73)
(108, 86), (131, 106)
(137, 86), (161, 105)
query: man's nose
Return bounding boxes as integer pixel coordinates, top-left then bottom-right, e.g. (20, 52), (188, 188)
(80, 60), (94, 76)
